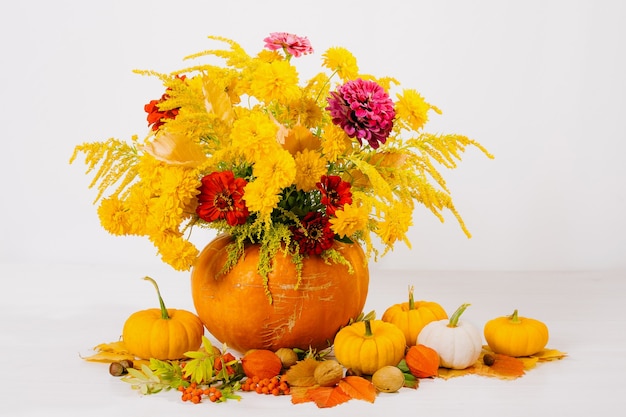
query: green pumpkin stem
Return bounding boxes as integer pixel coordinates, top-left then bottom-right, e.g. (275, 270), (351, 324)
(448, 303), (471, 328)
(144, 276), (170, 320)
(364, 320), (373, 337)
(408, 285), (415, 310)
(509, 309), (521, 323)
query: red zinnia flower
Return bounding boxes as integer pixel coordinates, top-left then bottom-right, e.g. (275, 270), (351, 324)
(316, 175), (352, 216)
(196, 171), (249, 226)
(326, 78), (395, 149)
(144, 75), (186, 131)
(263, 32), (314, 58)
(290, 212), (335, 256)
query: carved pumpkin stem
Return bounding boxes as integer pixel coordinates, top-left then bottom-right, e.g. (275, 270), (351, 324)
(448, 303), (471, 328)
(408, 285), (415, 310)
(143, 276), (170, 320)
(364, 320), (373, 337)
(509, 309), (521, 324)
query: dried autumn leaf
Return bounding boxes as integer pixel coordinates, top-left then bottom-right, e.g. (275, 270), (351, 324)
(82, 341), (135, 363)
(338, 376), (377, 403)
(475, 353), (525, 380)
(290, 386), (315, 405)
(307, 386), (351, 408)
(532, 348), (567, 361)
(284, 358), (320, 387)
(437, 366), (476, 380)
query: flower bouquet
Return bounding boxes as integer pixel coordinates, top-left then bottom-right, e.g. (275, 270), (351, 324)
(71, 32), (492, 278)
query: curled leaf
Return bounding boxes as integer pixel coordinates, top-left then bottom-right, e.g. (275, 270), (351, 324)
(284, 358), (320, 387)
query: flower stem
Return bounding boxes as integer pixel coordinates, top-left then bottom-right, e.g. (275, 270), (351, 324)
(143, 276), (170, 320)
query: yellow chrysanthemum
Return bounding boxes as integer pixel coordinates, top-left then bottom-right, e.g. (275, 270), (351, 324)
(330, 203), (369, 238)
(253, 148), (296, 190)
(243, 180), (282, 219)
(294, 149), (327, 191)
(321, 124), (353, 162)
(395, 89), (441, 131)
(377, 202), (413, 248)
(322, 47), (359, 81)
(230, 112), (280, 163)
(152, 230), (199, 272)
(250, 60), (301, 103)
(97, 196), (131, 235)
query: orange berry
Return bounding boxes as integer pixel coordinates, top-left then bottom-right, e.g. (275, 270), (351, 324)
(191, 395), (201, 404)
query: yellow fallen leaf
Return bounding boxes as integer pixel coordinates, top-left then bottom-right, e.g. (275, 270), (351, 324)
(82, 340), (135, 363)
(531, 348), (567, 361)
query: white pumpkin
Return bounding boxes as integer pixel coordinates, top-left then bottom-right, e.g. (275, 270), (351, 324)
(417, 303), (482, 369)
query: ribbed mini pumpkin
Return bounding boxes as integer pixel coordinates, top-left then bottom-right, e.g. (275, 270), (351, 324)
(381, 285), (448, 346)
(122, 277), (204, 360)
(484, 309), (549, 357)
(333, 319), (406, 375)
(191, 234), (369, 353)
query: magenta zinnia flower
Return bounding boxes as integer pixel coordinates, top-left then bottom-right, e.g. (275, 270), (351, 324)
(263, 32), (314, 58)
(326, 78), (395, 149)
(290, 212), (335, 256)
(316, 175), (352, 216)
(196, 171), (249, 226)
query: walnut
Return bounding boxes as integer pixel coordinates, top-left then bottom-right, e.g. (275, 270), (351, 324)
(313, 360), (344, 387)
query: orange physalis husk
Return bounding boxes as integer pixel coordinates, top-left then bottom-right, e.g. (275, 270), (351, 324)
(337, 376), (377, 403)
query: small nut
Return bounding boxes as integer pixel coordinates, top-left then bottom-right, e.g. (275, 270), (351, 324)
(119, 359), (134, 370)
(313, 360), (344, 387)
(275, 348), (299, 370)
(483, 353), (496, 366)
(372, 365), (405, 393)
(109, 362), (127, 377)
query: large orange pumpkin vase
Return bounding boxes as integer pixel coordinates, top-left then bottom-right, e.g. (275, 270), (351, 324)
(191, 234), (370, 353)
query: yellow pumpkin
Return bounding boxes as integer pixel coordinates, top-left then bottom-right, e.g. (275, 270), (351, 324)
(333, 319), (406, 375)
(191, 234), (369, 353)
(122, 277), (204, 360)
(381, 285), (448, 346)
(484, 309), (549, 357)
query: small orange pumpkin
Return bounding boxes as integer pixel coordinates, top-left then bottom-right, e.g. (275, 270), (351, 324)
(381, 285), (448, 346)
(191, 235), (369, 353)
(405, 344), (440, 378)
(122, 277), (204, 360)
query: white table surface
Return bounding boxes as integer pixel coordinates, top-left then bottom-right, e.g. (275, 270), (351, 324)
(1, 263), (624, 416)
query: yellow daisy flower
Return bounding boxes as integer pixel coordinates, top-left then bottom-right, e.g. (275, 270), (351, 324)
(294, 149), (327, 191)
(322, 47), (359, 81)
(330, 203), (369, 238)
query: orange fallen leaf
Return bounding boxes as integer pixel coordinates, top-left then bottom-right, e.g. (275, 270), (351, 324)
(338, 376), (377, 403)
(307, 386), (351, 408)
(475, 353), (525, 379)
(290, 386), (316, 404)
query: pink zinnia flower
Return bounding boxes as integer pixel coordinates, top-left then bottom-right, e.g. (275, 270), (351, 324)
(326, 78), (395, 149)
(263, 32), (313, 58)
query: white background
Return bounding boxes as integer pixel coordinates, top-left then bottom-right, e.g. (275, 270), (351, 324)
(1, 2), (626, 416)
(1, 0), (625, 273)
